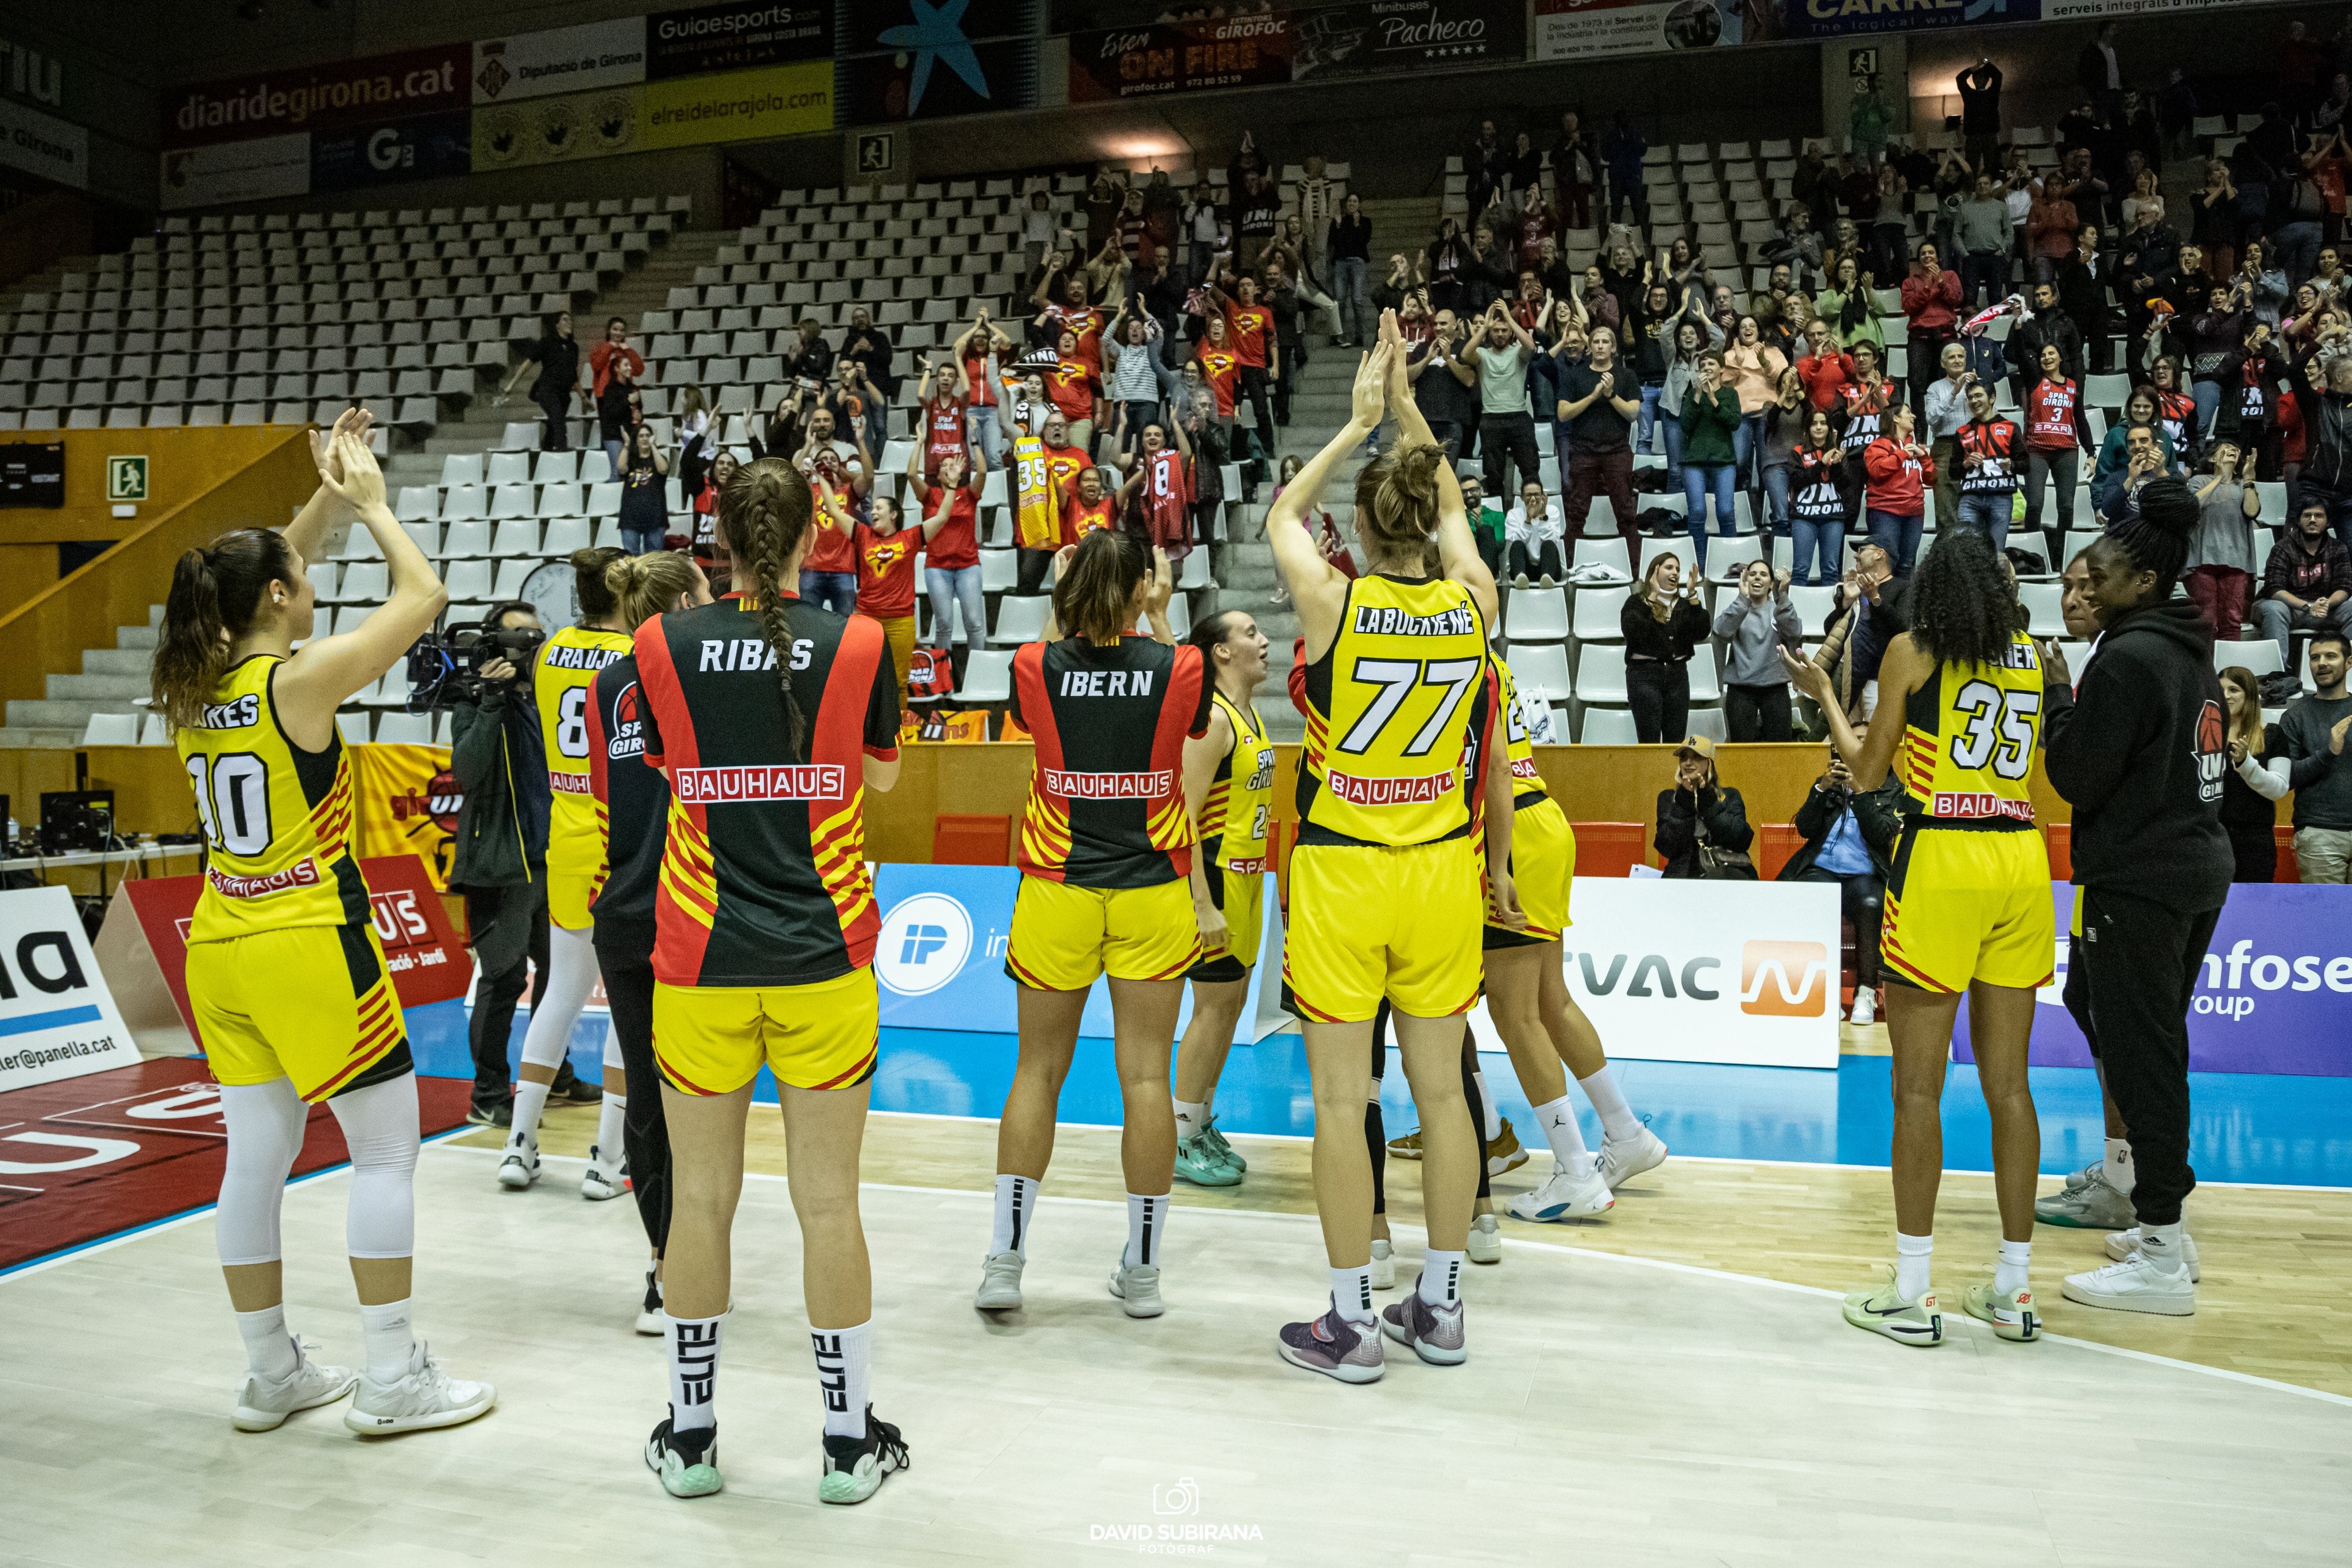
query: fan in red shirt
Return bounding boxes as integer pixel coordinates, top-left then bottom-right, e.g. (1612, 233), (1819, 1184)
(916, 361), (971, 482)
(1194, 318), (1241, 420)
(1795, 326), (1859, 411)
(1045, 329), (1101, 436)
(1862, 403), (1935, 574)
(1118, 417), (1198, 559)
(1206, 266), (1279, 448)
(1062, 467), (1131, 545)
(2021, 346), (2093, 535)
(1033, 272), (1107, 374)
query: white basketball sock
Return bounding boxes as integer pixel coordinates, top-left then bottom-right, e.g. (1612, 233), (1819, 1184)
(810, 1319), (869, 1439)
(991, 1174), (1039, 1258)
(1173, 1098), (1209, 1139)
(235, 1304), (300, 1381)
(1470, 1071), (1501, 1140)
(357, 1298), (415, 1382)
(595, 1024), (626, 1157)
(1578, 1066), (1641, 1142)
(2138, 1221), (2188, 1275)
(1995, 1239), (2031, 1294)
(666, 1311), (722, 1431)
(508, 1081), (551, 1149)
(2105, 1138), (2135, 1195)
(1123, 1193), (1168, 1269)
(1530, 1094), (1592, 1175)
(1895, 1232), (1933, 1300)
(1330, 1265), (1375, 1323)
(1419, 1250), (1465, 1306)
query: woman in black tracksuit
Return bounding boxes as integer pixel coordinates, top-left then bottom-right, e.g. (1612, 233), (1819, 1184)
(586, 552), (711, 1331)
(2042, 477), (2234, 1319)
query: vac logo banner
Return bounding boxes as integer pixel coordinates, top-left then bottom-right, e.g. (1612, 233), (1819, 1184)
(0, 886), (141, 1093)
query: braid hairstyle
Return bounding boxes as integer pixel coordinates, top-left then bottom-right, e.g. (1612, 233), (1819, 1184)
(1906, 527), (2021, 671)
(1351, 441), (1444, 572)
(718, 457), (816, 754)
(604, 550), (702, 631)
(1053, 527), (1148, 644)
(153, 529), (296, 731)
(571, 546), (626, 621)
(2102, 474), (2198, 595)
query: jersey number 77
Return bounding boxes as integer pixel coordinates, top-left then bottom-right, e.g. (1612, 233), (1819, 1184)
(1337, 657), (1483, 756)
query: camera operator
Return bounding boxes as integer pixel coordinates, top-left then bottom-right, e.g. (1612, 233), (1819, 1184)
(1777, 735), (1904, 1026)
(451, 602), (591, 1125)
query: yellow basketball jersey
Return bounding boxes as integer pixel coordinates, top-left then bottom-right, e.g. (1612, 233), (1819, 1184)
(1494, 657), (1548, 803)
(1200, 691), (1276, 871)
(1895, 629), (2045, 822)
(536, 624), (635, 889)
(176, 655), (370, 942)
(1013, 432), (1057, 551)
(1298, 574), (1491, 847)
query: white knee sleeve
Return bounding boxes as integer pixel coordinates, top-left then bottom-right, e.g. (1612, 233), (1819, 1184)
(602, 1017), (624, 1073)
(327, 1074), (421, 1260)
(518, 921), (602, 1072)
(215, 1078), (309, 1268)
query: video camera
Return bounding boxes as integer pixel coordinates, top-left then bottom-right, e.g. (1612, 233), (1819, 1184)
(404, 614), (547, 710)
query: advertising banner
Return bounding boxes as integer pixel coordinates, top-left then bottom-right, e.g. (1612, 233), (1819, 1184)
(648, 1), (834, 79)
(1291, 0), (1526, 82)
(1954, 883), (2352, 1077)
(1465, 877), (1843, 1068)
(1784, 0), (2039, 38)
(838, 36), (1038, 122)
(0, 96), (87, 189)
(642, 60), (833, 148)
(349, 743), (461, 891)
(1068, 16), (1293, 102)
(311, 111), (472, 193)
(0, 886), (141, 1094)
(472, 83), (644, 172)
(164, 47), (467, 149)
(472, 17), (648, 106)
(159, 131), (311, 211)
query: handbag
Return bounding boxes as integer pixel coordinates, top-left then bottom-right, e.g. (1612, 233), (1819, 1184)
(1692, 814), (1758, 881)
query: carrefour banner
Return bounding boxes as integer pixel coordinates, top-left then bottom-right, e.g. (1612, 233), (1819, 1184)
(1955, 883), (2352, 1076)
(349, 742), (461, 891)
(1784, 0), (2040, 37)
(869, 864), (1286, 1044)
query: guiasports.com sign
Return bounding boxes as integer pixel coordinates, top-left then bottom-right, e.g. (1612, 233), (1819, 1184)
(647, 1), (833, 79)
(0, 885), (141, 1093)
(1956, 882), (2352, 1076)
(1464, 878), (1842, 1068)
(311, 111), (472, 193)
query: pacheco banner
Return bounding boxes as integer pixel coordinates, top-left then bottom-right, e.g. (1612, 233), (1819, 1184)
(1290, 0), (1526, 82)
(349, 742), (462, 892)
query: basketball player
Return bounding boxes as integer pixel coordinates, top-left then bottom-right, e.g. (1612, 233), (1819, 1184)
(498, 548), (635, 1197)
(1267, 312), (1522, 1383)
(2044, 478), (2233, 1315)
(633, 460), (908, 1504)
(1171, 609), (1276, 1187)
(1483, 658), (1670, 1224)
(154, 417), (493, 1433)
(977, 533), (1213, 1318)
(586, 551), (711, 1333)
(1785, 526), (2051, 1347)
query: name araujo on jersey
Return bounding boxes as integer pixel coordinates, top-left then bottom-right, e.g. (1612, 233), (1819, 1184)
(544, 642), (626, 671)
(1351, 603), (1476, 638)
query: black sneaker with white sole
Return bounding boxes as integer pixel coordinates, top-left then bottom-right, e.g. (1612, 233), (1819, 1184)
(645, 1416), (722, 1497)
(819, 1407), (909, 1504)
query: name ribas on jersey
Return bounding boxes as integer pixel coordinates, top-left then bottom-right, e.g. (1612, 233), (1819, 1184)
(1350, 603), (1477, 638)
(543, 643), (626, 671)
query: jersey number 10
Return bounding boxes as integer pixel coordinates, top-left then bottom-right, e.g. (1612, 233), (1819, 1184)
(186, 752), (273, 857)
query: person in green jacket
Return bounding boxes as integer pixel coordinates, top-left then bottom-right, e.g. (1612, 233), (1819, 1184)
(1680, 350), (1744, 573)
(1815, 253), (1887, 356)
(1850, 80), (1893, 168)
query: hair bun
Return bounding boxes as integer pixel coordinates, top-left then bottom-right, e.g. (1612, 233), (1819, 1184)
(2133, 475), (2200, 537)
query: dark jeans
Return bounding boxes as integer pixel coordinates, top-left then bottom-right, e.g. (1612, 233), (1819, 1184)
(1116, 399), (1160, 455)
(799, 570), (856, 614)
(538, 397), (571, 452)
(594, 920), (672, 1254)
(1565, 446), (1638, 571)
(1273, 342), (1302, 424)
(1627, 658), (1690, 744)
(1479, 412), (1542, 504)
(1794, 864), (1886, 987)
(1475, 530), (1505, 581)
(1724, 682), (1793, 742)
(1608, 178), (1649, 231)
(1959, 250), (2006, 310)
(1508, 539), (1563, 581)
(1016, 547), (1054, 595)
(1906, 327), (1955, 421)
(1235, 364), (1276, 452)
(463, 877), (551, 1112)
(2076, 888), (2222, 1228)
(1425, 419), (1464, 460)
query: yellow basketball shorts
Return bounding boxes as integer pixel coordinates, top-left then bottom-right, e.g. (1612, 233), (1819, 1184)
(1186, 862), (1266, 983)
(548, 866), (601, 932)
(652, 969), (879, 1096)
(1284, 837), (1483, 1023)
(1005, 875), (1201, 992)
(1881, 824), (2056, 994)
(1486, 796), (1575, 950)
(188, 922), (411, 1102)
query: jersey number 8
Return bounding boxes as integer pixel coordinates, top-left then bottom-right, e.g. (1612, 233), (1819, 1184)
(556, 686), (590, 758)
(186, 752), (272, 857)
(1948, 680), (2041, 780)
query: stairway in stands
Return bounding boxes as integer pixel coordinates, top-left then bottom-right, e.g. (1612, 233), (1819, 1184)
(0, 223), (734, 749)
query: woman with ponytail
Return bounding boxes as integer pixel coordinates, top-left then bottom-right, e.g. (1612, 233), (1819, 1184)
(158, 411), (493, 1437)
(628, 458), (908, 1505)
(1262, 308), (1522, 1385)
(585, 551), (711, 1338)
(2042, 478), (2234, 1319)
(978, 531), (1215, 1319)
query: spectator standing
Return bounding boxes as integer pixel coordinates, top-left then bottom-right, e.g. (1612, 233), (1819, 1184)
(1958, 59), (2005, 173)
(1921, 340), (1974, 531)
(1233, 171), (1282, 275)
(1722, 316), (1789, 490)
(595, 355), (637, 481)
(1864, 402), (1933, 575)
(1182, 183), (1226, 287)
(587, 316), (644, 401)
(1206, 269), (1279, 459)
(1849, 78), (1893, 169)
(954, 313), (1015, 468)
(1759, 370), (1809, 557)
(1553, 110), (1598, 233)
(498, 310), (585, 452)
(2256, 499), (2352, 662)
(1471, 300), (1544, 501)
(1294, 154), (1338, 298)
(2009, 283), (2086, 402)
(2022, 344), (2095, 536)
(2216, 666), (2292, 882)
(1655, 737), (1754, 878)
(2028, 179), (2082, 284)
(1622, 551), (1712, 743)
(1954, 173), (2013, 310)
(1556, 325), (1643, 574)
(2078, 22), (2124, 121)
(839, 308), (897, 448)
(1102, 307), (1165, 459)
(2281, 628), (2352, 880)
(1789, 408), (1850, 586)
(1506, 479), (1566, 587)
(2185, 442), (2264, 640)
(1779, 745), (1902, 1024)
(1680, 350), (1744, 574)
(1716, 561), (1802, 741)
(1329, 195), (1374, 347)
(1815, 254), (1883, 356)
(1955, 382), (2024, 549)
(1409, 308), (1480, 460)
(1901, 243), (1964, 421)
(614, 425), (669, 555)
(1466, 118), (1507, 215)
(1602, 113), (1649, 231)
(1263, 260), (1307, 429)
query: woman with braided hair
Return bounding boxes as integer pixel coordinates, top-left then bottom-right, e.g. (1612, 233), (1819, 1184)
(2042, 476), (2234, 1319)
(628, 458), (910, 1504)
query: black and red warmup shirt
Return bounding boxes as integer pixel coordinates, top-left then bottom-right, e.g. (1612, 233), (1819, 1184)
(1009, 636), (1211, 888)
(631, 594), (901, 987)
(585, 652), (668, 931)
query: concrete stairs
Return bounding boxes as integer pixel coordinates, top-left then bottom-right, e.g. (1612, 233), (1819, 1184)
(1, 607), (162, 746)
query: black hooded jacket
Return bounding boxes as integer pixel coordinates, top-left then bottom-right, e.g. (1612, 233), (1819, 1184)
(2041, 599), (2233, 909)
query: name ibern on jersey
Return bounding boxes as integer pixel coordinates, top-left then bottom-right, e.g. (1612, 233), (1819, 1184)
(1350, 603), (1478, 638)
(1057, 668), (1156, 698)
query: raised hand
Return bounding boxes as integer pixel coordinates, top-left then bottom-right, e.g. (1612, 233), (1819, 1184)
(319, 432), (386, 512)
(1351, 340), (1391, 429)
(1781, 645), (1835, 704)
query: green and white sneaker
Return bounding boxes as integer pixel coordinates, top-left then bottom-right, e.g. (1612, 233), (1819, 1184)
(820, 1407), (910, 1504)
(2034, 1162), (2133, 1230)
(1842, 1273), (1943, 1346)
(1200, 1117), (1246, 1175)
(1960, 1280), (2040, 1342)
(1173, 1130), (1240, 1187)
(645, 1417), (722, 1497)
